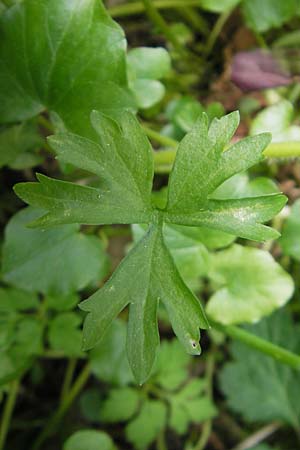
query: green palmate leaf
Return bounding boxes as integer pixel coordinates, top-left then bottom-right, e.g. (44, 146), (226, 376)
(169, 379), (217, 435)
(125, 399), (167, 450)
(64, 430), (116, 450)
(206, 244), (294, 325)
(14, 110), (286, 383)
(280, 199), (300, 261)
(15, 111), (154, 227)
(81, 222), (208, 384)
(48, 312), (83, 357)
(0, 287), (39, 312)
(0, 313), (43, 385)
(219, 311), (300, 430)
(0, 0), (134, 136)
(2, 207), (106, 295)
(151, 339), (190, 390)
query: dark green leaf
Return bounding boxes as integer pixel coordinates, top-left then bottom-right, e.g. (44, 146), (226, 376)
(219, 311), (300, 430)
(81, 223), (208, 384)
(2, 207), (105, 295)
(0, 0), (134, 136)
(125, 399), (167, 450)
(242, 0), (299, 32)
(48, 312), (83, 357)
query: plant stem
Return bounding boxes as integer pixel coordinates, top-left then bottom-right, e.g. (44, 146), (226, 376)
(32, 363), (91, 450)
(0, 379), (20, 450)
(60, 358), (77, 402)
(204, 8), (233, 56)
(144, 125), (178, 148)
(141, 0), (183, 53)
(109, 0), (203, 18)
(191, 350), (215, 450)
(156, 429), (168, 450)
(212, 321), (300, 370)
(263, 141), (300, 158)
(230, 421), (282, 450)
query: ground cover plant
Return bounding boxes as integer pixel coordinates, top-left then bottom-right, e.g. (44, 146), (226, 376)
(0, 0), (300, 449)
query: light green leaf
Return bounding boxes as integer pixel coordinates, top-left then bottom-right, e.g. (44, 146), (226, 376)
(125, 399), (167, 450)
(165, 195), (287, 242)
(130, 79), (165, 109)
(166, 112), (272, 214)
(0, 121), (42, 168)
(15, 111), (154, 227)
(127, 47), (171, 80)
(79, 388), (102, 422)
(206, 244), (294, 324)
(2, 207), (105, 295)
(166, 97), (205, 133)
(46, 293), (79, 312)
(151, 339), (190, 390)
(169, 379), (217, 435)
(101, 387), (140, 423)
(48, 312), (83, 357)
(0, 316), (43, 385)
(212, 173), (279, 200)
(0, 0), (134, 136)
(0, 287), (39, 312)
(81, 223), (208, 384)
(242, 0), (299, 32)
(280, 199), (300, 261)
(250, 100), (300, 142)
(89, 320), (134, 387)
(64, 430), (115, 450)
(219, 311), (300, 430)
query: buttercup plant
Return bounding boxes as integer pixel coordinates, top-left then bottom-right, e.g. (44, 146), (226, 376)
(14, 109), (286, 383)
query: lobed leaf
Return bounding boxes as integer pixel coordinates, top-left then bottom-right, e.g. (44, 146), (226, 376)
(166, 111), (272, 213)
(165, 194), (287, 242)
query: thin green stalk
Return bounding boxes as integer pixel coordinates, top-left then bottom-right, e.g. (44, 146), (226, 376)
(141, 0), (183, 53)
(191, 350), (215, 450)
(288, 83), (300, 104)
(0, 379), (20, 450)
(60, 358), (77, 402)
(177, 7), (209, 35)
(144, 125), (178, 148)
(32, 363), (91, 450)
(263, 141), (300, 158)
(212, 321), (300, 370)
(204, 8), (233, 56)
(156, 429), (168, 450)
(109, 0), (202, 18)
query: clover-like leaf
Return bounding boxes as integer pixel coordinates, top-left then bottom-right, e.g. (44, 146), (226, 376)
(206, 244), (294, 325)
(0, 0), (134, 136)
(64, 430), (116, 450)
(14, 110), (286, 383)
